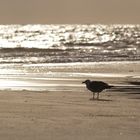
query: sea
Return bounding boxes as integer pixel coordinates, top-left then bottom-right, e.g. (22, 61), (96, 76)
(0, 24), (140, 91)
(0, 24), (140, 63)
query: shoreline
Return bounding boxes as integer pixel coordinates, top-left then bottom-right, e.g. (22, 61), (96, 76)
(0, 61), (139, 91)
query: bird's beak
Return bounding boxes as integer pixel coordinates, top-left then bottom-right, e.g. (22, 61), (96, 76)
(82, 81), (85, 84)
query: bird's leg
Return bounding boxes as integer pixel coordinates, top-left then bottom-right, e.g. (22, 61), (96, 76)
(97, 92), (99, 100)
(92, 92), (95, 100)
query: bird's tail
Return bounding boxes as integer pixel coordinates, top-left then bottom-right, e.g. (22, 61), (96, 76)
(107, 85), (114, 89)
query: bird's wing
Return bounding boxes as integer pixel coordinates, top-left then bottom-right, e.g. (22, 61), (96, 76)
(91, 81), (109, 87)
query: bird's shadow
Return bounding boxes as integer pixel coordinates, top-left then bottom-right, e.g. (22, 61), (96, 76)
(89, 98), (112, 102)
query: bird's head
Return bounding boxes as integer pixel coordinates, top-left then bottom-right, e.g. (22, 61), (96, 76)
(82, 80), (91, 84)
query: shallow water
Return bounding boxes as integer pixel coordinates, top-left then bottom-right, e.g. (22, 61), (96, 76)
(0, 62), (139, 91)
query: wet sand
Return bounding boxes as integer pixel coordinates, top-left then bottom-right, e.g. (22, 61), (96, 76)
(0, 61), (140, 140)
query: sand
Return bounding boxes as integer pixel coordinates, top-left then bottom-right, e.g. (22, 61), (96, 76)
(0, 61), (140, 140)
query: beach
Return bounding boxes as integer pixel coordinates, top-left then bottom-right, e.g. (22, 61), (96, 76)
(0, 61), (140, 140)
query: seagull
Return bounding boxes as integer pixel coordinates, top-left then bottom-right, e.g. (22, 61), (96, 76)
(82, 79), (114, 100)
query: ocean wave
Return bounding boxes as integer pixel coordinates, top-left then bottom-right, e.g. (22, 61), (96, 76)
(0, 24), (140, 63)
